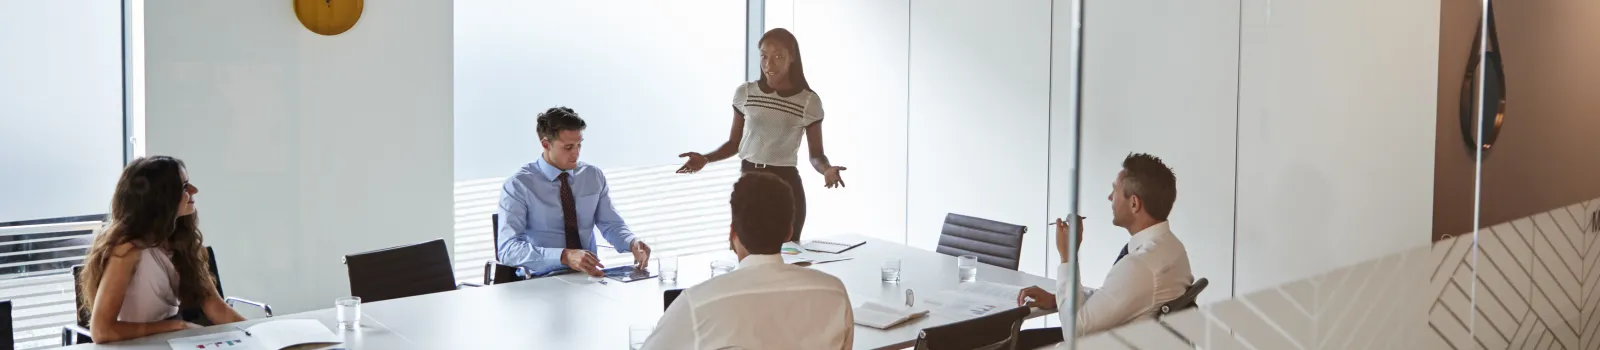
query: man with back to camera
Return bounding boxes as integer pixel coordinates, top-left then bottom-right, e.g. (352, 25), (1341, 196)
(495, 107), (651, 277)
(641, 172), (854, 350)
(1016, 153), (1194, 346)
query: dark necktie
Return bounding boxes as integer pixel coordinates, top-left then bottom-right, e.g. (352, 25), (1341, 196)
(557, 172), (581, 249)
(1114, 244), (1130, 264)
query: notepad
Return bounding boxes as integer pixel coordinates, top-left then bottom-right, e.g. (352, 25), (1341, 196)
(853, 301), (930, 330)
(802, 238), (866, 254)
(167, 319), (340, 350)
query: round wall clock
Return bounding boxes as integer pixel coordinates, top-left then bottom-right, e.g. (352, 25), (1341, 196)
(294, 0), (363, 36)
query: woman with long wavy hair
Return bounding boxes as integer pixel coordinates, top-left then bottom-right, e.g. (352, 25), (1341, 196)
(677, 28), (847, 243)
(78, 156), (244, 342)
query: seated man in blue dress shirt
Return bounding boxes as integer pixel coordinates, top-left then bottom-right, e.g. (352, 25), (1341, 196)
(496, 106), (651, 277)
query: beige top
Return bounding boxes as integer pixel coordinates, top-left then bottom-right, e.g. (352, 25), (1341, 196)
(640, 254), (854, 350)
(117, 247), (181, 322)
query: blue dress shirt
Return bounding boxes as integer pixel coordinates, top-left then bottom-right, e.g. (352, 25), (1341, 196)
(496, 157), (638, 276)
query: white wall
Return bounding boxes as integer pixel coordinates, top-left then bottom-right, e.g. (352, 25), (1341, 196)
(144, 1), (454, 314)
(1071, 0), (1241, 302)
(906, 0), (1055, 276)
(0, 1), (124, 223)
(1232, 0), (1439, 293)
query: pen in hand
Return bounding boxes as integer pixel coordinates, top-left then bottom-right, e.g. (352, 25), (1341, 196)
(1047, 215), (1087, 225)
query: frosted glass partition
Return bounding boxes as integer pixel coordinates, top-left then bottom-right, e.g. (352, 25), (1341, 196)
(455, 1), (746, 179)
(769, 0), (911, 245)
(453, 1), (749, 281)
(0, 1), (125, 223)
(904, 0), (1054, 276)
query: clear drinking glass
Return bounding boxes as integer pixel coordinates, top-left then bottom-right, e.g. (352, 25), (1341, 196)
(956, 255), (979, 282)
(710, 259), (735, 276)
(657, 256), (679, 283)
(335, 296), (361, 330)
(629, 324), (654, 350)
(881, 258), (902, 283)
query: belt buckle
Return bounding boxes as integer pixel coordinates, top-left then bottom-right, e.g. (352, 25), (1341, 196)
(754, 163), (769, 169)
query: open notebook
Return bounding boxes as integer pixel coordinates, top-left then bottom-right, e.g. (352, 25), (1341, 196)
(852, 301), (929, 330)
(167, 319), (340, 350)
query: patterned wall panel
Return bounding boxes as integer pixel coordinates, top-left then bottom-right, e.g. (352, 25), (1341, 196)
(1430, 197), (1598, 350)
(1074, 196), (1600, 350)
(1075, 245), (1432, 349)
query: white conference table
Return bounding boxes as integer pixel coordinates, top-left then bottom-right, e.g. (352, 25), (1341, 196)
(59, 308), (415, 349)
(536, 234), (1062, 349)
(64, 235), (1057, 349)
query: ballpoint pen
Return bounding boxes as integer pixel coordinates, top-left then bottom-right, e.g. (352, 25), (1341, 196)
(1047, 214), (1087, 225)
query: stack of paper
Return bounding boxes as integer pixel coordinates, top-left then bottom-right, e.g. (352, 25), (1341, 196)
(167, 319), (340, 350)
(853, 301), (930, 329)
(780, 242), (815, 264)
(927, 281), (1030, 318)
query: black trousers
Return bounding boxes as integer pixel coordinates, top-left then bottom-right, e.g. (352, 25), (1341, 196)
(741, 161), (807, 242)
(1016, 328), (1065, 349)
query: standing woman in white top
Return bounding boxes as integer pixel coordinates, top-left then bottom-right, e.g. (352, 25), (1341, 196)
(678, 28), (846, 243)
(78, 156), (245, 343)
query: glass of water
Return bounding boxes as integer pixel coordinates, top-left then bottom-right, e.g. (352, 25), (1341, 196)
(881, 258), (902, 283)
(335, 296), (361, 330)
(710, 258), (735, 276)
(629, 324), (654, 350)
(657, 256), (679, 283)
(956, 255), (979, 282)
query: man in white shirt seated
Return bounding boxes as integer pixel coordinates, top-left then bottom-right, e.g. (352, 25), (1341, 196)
(641, 172), (855, 350)
(1015, 153), (1194, 347)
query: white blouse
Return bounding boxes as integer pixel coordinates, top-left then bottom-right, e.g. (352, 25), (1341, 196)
(731, 81), (824, 167)
(118, 247), (182, 322)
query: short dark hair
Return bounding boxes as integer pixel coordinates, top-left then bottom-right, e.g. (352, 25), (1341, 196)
(729, 173), (794, 254)
(1121, 153), (1178, 221)
(536, 106), (586, 141)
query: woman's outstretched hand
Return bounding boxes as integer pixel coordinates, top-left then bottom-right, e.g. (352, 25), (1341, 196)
(823, 166), (847, 188)
(677, 152), (709, 174)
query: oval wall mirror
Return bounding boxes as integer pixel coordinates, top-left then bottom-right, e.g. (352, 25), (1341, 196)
(1459, 3), (1506, 158)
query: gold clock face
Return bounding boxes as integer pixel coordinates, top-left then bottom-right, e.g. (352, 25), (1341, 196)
(294, 0), (363, 36)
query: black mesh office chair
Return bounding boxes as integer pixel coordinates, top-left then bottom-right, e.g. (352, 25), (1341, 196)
(914, 307), (1031, 350)
(935, 214), (1028, 270)
(344, 238), (480, 303)
(188, 247), (273, 322)
(483, 214), (527, 285)
(63, 265), (91, 345)
(1160, 277), (1209, 315)
(62, 247), (273, 345)
(2, 299), (15, 350)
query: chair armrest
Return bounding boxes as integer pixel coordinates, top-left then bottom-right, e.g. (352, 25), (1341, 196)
(458, 282), (484, 288)
(484, 260), (494, 285)
(224, 296), (275, 317)
(61, 324), (92, 346)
